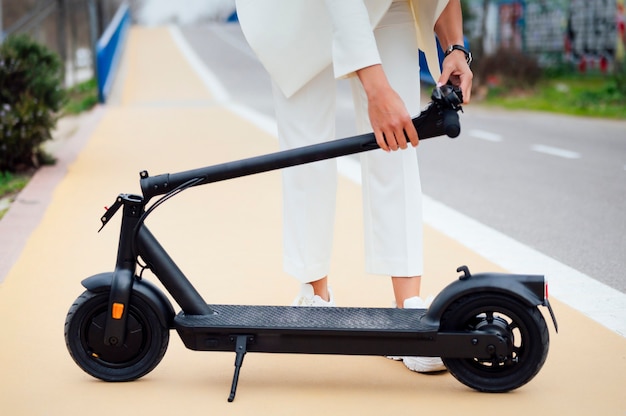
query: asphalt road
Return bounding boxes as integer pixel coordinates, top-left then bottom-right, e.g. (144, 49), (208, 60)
(180, 23), (626, 294)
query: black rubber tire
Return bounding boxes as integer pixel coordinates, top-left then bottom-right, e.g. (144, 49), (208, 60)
(64, 290), (169, 382)
(440, 293), (549, 392)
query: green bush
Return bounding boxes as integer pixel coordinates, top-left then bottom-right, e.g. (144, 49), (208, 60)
(0, 34), (66, 172)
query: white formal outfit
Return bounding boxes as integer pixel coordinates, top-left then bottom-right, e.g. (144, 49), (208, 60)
(236, 0), (449, 283)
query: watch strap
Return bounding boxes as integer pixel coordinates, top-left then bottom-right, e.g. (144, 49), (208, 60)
(445, 44), (472, 65)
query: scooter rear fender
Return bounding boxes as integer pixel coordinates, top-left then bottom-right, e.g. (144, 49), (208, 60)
(81, 272), (176, 329)
(423, 269), (555, 329)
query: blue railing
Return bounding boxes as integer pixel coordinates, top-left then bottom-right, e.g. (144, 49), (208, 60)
(96, 3), (131, 102)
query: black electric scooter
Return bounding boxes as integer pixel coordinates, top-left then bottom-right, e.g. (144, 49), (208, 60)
(64, 85), (558, 402)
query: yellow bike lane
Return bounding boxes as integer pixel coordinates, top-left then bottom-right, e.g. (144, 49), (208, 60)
(0, 26), (624, 415)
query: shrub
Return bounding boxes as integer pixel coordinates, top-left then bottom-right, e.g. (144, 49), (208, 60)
(0, 34), (66, 172)
(473, 48), (543, 91)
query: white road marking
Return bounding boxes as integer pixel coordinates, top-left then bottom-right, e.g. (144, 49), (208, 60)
(174, 27), (626, 338)
(531, 144), (581, 159)
(421, 196), (626, 338)
(469, 129), (503, 142)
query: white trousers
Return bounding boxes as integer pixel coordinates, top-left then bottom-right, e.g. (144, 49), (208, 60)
(272, 1), (424, 283)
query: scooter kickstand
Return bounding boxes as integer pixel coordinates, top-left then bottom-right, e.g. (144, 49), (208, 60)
(228, 335), (252, 402)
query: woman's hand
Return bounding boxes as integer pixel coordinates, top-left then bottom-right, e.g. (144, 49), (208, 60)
(357, 64), (419, 152)
(438, 51), (473, 103)
(434, 0), (474, 103)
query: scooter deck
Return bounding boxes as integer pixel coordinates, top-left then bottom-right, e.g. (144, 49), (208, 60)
(175, 304), (460, 402)
(174, 304), (442, 356)
(173, 303), (511, 402)
(173, 300), (511, 360)
(177, 304), (434, 332)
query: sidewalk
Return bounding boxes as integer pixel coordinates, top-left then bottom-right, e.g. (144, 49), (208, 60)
(0, 26), (624, 415)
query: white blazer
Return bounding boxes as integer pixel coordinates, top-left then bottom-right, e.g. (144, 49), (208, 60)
(236, 0), (449, 98)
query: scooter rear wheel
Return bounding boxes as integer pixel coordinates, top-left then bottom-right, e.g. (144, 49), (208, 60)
(440, 293), (549, 392)
(64, 290), (169, 382)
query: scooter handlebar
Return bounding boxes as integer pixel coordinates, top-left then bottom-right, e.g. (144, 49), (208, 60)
(411, 84), (463, 140)
(139, 85), (463, 202)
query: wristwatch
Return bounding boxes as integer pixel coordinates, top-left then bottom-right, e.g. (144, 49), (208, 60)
(445, 44), (472, 66)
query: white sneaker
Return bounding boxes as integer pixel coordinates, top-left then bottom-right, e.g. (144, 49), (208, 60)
(389, 296), (446, 373)
(291, 283), (336, 307)
(401, 356), (446, 373)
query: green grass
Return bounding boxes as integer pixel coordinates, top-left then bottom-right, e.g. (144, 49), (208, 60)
(0, 172), (29, 219)
(482, 74), (626, 119)
(63, 78), (99, 115)
(0, 171), (28, 196)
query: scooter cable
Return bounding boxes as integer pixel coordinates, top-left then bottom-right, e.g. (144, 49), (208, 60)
(131, 176), (205, 272)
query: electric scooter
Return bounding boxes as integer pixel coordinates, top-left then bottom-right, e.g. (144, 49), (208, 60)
(64, 85), (558, 402)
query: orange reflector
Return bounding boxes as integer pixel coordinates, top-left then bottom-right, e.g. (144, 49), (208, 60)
(112, 303), (125, 319)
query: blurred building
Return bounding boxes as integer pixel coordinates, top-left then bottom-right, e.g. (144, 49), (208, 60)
(0, 0), (236, 88)
(465, 0), (626, 72)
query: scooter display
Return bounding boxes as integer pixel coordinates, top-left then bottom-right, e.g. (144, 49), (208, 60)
(64, 85), (558, 402)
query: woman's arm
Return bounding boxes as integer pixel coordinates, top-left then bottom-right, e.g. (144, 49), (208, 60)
(434, 0), (473, 102)
(324, 1), (415, 152)
(356, 64), (418, 152)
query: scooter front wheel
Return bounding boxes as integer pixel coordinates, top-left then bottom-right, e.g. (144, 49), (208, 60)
(64, 290), (169, 382)
(440, 293), (549, 392)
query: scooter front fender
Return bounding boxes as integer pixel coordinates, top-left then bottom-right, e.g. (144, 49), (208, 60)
(423, 268), (550, 328)
(81, 272), (176, 329)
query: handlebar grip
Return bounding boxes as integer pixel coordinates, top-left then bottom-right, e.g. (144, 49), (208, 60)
(443, 109), (460, 138)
